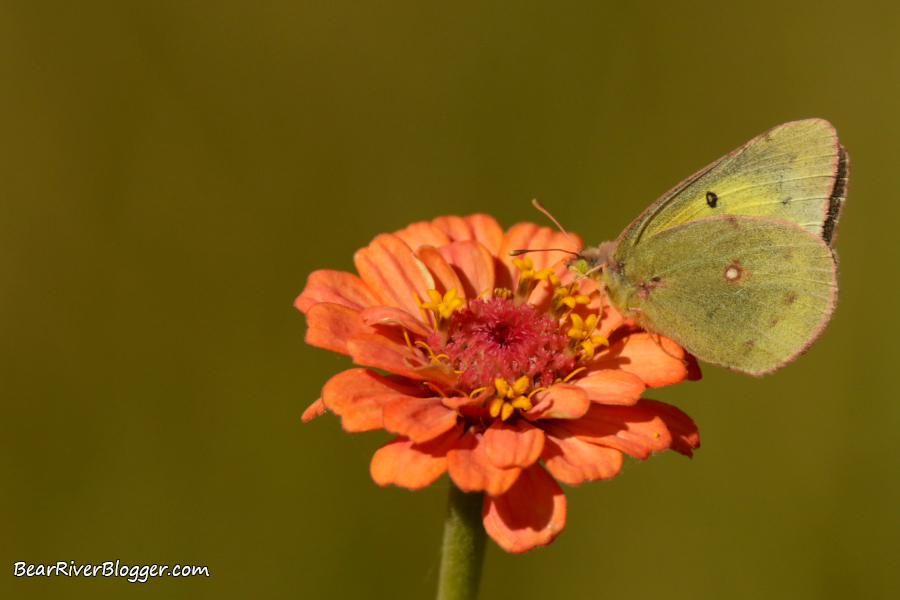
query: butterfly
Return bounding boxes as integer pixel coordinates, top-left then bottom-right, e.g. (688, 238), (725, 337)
(565, 119), (848, 375)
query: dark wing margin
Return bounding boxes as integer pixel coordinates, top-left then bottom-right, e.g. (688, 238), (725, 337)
(822, 144), (849, 246)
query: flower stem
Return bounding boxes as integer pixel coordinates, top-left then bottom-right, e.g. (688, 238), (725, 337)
(436, 485), (486, 600)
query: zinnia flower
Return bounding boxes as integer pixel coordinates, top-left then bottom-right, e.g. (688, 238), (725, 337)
(297, 213), (701, 553)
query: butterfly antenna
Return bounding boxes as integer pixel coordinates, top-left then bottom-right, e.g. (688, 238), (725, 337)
(532, 199), (582, 252)
(508, 248), (579, 257)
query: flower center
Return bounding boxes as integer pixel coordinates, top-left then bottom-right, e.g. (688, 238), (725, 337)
(435, 297), (576, 391)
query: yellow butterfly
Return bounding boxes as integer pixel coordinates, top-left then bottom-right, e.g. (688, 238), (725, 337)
(567, 119), (848, 375)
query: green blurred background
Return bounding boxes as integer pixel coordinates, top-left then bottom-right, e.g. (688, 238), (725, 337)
(2, 1), (897, 598)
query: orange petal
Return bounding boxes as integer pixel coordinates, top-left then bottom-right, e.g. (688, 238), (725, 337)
(431, 215), (475, 243)
(383, 397), (459, 443)
(466, 214), (505, 255)
(414, 245), (466, 300)
(583, 333), (689, 388)
(321, 368), (429, 432)
(497, 223), (581, 271)
(295, 269), (379, 314)
(526, 383), (590, 420)
(359, 306), (432, 337)
(685, 354), (703, 381)
(441, 389), (491, 410)
(347, 332), (456, 387)
(637, 399), (701, 457)
(370, 427), (461, 490)
(540, 424), (623, 484)
(410, 361), (458, 386)
(353, 234), (430, 317)
(305, 303), (368, 355)
(447, 431), (521, 496)
(393, 221), (452, 250)
(482, 464), (566, 554)
(595, 295), (633, 339)
(430, 214), (504, 255)
(483, 419), (545, 469)
(432, 214), (504, 255)
(438, 240), (497, 301)
(496, 223), (582, 291)
(495, 223), (540, 290)
(555, 403), (671, 459)
(301, 398), (326, 423)
(573, 369), (646, 406)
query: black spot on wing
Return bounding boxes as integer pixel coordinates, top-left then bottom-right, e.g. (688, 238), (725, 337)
(706, 191), (718, 208)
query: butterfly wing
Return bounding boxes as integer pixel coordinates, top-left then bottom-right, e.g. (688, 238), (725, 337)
(616, 119), (848, 255)
(612, 215), (837, 375)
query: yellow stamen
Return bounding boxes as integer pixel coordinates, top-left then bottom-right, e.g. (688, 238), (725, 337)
(469, 387), (488, 398)
(423, 382), (447, 397)
(567, 313), (586, 340)
(552, 282), (574, 298)
(420, 288), (465, 327)
(488, 376), (541, 420)
(565, 311), (608, 359)
(527, 386), (546, 399)
(510, 396), (532, 411)
(512, 376), (530, 396)
(533, 268), (556, 281)
(551, 282), (592, 316)
(402, 328), (415, 352)
(562, 367), (586, 382)
(580, 339), (596, 359)
(590, 334), (609, 347)
(513, 258), (563, 305)
(489, 398), (504, 418)
(415, 340), (435, 359)
(512, 257), (534, 277)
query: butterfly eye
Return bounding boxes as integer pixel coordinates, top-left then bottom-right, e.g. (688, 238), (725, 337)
(569, 259), (590, 275)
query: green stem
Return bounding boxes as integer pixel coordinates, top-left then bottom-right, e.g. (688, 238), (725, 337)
(436, 485), (487, 600)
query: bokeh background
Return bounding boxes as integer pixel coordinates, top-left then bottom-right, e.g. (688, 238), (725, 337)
(2, 2), (898, 598)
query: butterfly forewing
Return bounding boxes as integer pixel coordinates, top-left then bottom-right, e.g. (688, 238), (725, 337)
(617, 215), (837, 375)
(617, 119), (847, 252)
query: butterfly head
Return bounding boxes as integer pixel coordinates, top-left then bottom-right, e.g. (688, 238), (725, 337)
(566, 241), (619, 280)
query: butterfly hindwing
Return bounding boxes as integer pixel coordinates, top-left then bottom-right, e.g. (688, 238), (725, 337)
(615, 215), (837, 375)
